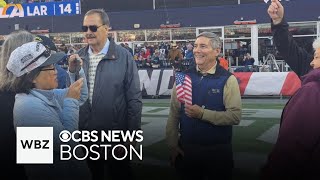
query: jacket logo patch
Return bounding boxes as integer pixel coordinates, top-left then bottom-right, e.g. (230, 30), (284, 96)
(211, 89), (220, 94)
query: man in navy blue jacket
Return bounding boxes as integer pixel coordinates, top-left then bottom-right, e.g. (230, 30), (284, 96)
(166, 32), (241, 180)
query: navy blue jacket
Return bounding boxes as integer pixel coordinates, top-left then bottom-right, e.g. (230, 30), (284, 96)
(180, 65), (232, 146)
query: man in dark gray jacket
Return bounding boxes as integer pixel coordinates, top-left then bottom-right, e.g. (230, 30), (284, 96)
(76, 9), (142, 180)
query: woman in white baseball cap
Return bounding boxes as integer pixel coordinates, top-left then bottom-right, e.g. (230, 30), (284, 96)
(1, 32), (91, 180)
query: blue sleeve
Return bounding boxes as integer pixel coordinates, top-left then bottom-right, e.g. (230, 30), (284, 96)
(56, 64), (69, 89)
(62, 98), (80, 131)
(53, 89), (68, 106)
(13, 96), (79, 152)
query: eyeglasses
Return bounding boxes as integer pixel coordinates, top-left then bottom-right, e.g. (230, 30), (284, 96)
(40, 65), (56, 72)
(40, 67), (56, 72)
(81, 24), (105, 32)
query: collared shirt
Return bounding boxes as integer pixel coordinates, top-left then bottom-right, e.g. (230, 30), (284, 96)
(196, 60), (217, 75)
(88, 39), (110, 104)
(88, 39), (110, 55)
(166, 60), (242, 149)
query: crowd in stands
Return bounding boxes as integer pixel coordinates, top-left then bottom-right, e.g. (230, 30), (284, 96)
(128, 41), (256, 72)
(1, 34), (257, 72)
(15, 35), (258, 72)
(129, 41), (195, 71)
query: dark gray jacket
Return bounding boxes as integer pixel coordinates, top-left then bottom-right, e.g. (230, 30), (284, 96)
(271, 19), (313, 77)
(77, 38), (142, 134)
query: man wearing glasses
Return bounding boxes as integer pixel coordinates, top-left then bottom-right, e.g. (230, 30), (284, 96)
(76, 9), (142, 180)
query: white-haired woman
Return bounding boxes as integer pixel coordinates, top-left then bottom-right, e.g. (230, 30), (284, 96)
(263, 1), (320, 178)
(0, 30), (32, 180)
(261, 37), (320, 179)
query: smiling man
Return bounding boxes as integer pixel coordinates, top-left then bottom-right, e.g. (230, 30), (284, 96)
(76, 9), (142, 180)
(166, 32), (242, 180)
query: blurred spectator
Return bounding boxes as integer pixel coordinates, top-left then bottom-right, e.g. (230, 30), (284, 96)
(185, 43), (194, 67)
(243, 53), (255, 66)
(150, 49), (160, 68)
(125, 43), (133, 55)
(138, 49), (150, 68)
(184, 43), (194, 60)
(58, 43), (68, 53)
(218, 53), (229, 70)
(168, 42), (183, 71)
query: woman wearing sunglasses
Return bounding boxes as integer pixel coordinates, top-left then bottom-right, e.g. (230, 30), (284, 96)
(6, 41), (91, 180)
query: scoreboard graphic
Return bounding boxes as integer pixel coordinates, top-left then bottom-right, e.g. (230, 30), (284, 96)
(0, 0), (81, 18)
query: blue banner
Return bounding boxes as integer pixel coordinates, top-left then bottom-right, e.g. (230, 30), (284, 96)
(0, 0), (81, 18)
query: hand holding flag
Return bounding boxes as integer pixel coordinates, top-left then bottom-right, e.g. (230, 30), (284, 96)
(185, 104), (204, 119)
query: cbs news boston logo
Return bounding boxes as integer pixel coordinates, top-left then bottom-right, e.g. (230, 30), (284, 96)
(16, 127), (53, 164)
(17, 127), (143, 164)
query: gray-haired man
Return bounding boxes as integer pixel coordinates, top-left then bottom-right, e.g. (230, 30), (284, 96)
(166, 32), (242, 180)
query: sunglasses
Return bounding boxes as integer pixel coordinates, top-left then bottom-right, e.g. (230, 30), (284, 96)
(81, 24), (105, 32)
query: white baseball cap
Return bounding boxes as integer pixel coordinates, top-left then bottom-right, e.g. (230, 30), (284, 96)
(6, 42), (66, 77)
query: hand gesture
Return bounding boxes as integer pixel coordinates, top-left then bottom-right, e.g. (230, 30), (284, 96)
(68, 54), (82, 73)
(267, 0), (284, 25)
(67, 78), (84, 100)
(184, 104), (203, 119)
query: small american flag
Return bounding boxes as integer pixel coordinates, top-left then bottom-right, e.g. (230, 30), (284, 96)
(175, 72), (192, 105)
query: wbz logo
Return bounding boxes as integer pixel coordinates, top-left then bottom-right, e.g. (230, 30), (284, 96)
(20, 139), (50, 149)
(16, 127), (53, 164)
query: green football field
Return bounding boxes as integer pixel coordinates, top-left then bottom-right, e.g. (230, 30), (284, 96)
(132, 100), (285, 180)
